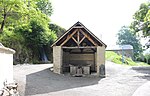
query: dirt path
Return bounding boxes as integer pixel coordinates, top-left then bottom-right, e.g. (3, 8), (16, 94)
(13, 61), (150, 96)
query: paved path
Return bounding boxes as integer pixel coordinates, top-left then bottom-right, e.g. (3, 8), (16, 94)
(13, 61), (150, 96)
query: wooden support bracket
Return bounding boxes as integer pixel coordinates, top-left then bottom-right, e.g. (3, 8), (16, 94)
(60, 29), (78, 46)
(79, 29), (97, 46)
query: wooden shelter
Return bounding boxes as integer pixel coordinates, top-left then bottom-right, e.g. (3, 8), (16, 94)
(51, 21), (107, 77)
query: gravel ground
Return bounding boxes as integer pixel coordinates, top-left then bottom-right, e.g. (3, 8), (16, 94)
(13, 61), (150, 96)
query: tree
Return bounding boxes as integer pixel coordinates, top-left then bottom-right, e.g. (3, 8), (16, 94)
(49, 23), (66, 37)
(130, 2), (150, 36)
(0, 0), (66, 63)
(15, 18), (57, 62)
(0, 0), (29, 32)
(143, 48), (150, 64)
(0, 0), (53, 33)
(36, 0), (53, 16)
(0, 26), (32, 64)
(117, 26), (143, 59)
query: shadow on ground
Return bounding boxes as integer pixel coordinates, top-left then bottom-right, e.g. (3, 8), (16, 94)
(25, 68), (101, 95)
(132, 66), (150, 81)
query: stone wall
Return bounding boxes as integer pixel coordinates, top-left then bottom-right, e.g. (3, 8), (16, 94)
(53, 46), (106, 77)
(113, 50), (133, 59)
(69, 54), (95, 71)
(53, 46), (63, 74)
(96, 46), (105, 77)
(62, 51), (95, 72)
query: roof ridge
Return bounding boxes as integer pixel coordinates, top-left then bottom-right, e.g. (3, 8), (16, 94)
(51, 21), (107, 47)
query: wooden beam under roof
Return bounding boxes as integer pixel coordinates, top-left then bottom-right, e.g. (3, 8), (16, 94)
(69, 52), (95, 54)
(72, 37), (78, 45)
(60, 29), (78, 46)
(79, 29), (97, 46)
(79, 36), (85, 44)
(51, 21), (107, 47)
(72, 26), (84, 28)
(77, 31), (80, 43)
(62, 46), (97, 49)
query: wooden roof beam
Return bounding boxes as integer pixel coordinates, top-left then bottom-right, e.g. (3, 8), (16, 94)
(62, 46), (97, 49)
(60, 29), (78, 46)
(72, 26), (83, 28)
(77, 31), (80, 43)
(79, 36), (85, 44)
(72, 37), (78, 46)
(79, 29), (97, 46)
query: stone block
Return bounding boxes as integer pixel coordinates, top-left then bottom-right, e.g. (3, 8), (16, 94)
(70, 66), (76, 75)
(99, 64), (105, 77)
(53, 46), (62, 74)
(83, 66), (90, 75)
(96, 46), (105, 77)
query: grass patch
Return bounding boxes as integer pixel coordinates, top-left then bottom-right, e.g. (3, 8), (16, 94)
(105, 51), (149, 66)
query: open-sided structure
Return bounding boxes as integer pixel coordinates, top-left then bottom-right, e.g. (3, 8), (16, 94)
(51, 21), (107, 77)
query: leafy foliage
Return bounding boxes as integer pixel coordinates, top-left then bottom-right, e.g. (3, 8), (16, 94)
(0, 0), (63, 64)
(19, 19), (56, 47)
(106, 51), (122, 64)
(145, 54), (150, 64)
(49, 23), (66, 37)
(0, 0), (53, 33)
(106, 51), (149, 66)
(0, 27), (32, 63)
(117, 26), (142, 59)
(143, 48), (150, 64)
(0, 0), (29, 32)
(131, 2), (150, 36)
(14, 17), (57, 63)
(36, 0), (53, 16)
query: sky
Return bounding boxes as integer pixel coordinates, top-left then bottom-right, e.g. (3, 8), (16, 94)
(51, 0), (147, 46)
